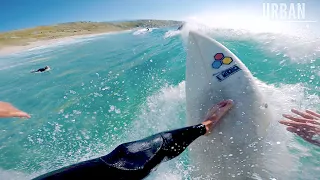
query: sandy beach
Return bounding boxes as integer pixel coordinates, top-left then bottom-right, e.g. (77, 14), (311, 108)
(0, 31), (131, 56)
(0, 20), (181, 57)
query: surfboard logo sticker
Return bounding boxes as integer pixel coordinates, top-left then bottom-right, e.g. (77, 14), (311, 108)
(212, 53), (233, 69)
(214, 64), (241, 82)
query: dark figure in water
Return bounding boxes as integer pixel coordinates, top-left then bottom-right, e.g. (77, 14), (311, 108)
(31, 66), (50, 73)
(177, 24), (184, 30)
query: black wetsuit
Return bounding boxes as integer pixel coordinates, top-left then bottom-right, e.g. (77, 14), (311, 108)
(32, 68), (47, 73)
(33, 124), (206, 180)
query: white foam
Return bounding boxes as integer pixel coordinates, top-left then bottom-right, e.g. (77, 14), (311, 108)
(0, 168), (34, 180)
(163, 30), (181, 39)
(133, 28), (157, 35)
(179, 22), (320, 64)
(184, 9), (318, 36)
(255, 80), (319, 179)
(253, 35), (320, 64)
(129, 82), (186, 138)
(122, 82), (186, 180)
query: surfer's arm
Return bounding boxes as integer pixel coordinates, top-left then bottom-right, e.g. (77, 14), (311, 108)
(159, 99), (234, 160)
(0, 101), (30, 118)
(98, 124), (206, 177)
(31, 69), (40, 73)
(33, 100), (233, 180)
(159, 124), (206, 160)
(280, 109), (320, 147)
(100, 100), (233, 173)
(33, 124), (207, 180)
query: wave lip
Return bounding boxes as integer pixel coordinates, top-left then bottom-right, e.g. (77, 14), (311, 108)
(163, 30), (181, 39)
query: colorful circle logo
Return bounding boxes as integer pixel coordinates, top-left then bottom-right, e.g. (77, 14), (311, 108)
(212, 53), (233, 69)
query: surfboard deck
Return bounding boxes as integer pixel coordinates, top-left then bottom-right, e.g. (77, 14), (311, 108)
(186, 30), (273, 179)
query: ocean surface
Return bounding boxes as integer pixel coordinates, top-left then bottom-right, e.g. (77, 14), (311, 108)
(0, 25), (319, 180)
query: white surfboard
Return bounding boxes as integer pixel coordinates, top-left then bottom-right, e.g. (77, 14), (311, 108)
(186, 30), (273, 179)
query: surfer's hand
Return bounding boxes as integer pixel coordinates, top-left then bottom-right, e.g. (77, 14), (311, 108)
(279, 109), (320, 147)
(202, 99), (234, 135)
(0, 101), (31, 119)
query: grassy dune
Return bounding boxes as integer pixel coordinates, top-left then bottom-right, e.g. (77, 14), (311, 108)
(0, 20), (182, 48)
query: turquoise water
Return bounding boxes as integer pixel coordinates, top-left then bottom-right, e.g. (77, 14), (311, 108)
(0, 27), (319, 180)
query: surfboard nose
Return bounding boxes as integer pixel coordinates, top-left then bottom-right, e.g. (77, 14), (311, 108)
(188, 30), (197, 38)
(189, 30), (202, 38)
(188, 30), (218, 53)
(188, 30), (222, 47)
(188, 30), (201, 45)
(188, 30), (212, 43)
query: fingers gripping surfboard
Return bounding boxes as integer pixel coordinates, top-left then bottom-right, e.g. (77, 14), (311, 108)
(186, 30), (272, 179)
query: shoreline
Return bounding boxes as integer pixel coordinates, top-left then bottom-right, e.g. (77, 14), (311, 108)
(0, 30), (132, 57)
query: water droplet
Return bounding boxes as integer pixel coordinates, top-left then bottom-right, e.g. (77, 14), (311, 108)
(102, 86), (110, 91)
(312, 134), (320, 141)
(115, 109), (121, 114)
(109, 105), (115, 112)
(310, 75), (315, 80)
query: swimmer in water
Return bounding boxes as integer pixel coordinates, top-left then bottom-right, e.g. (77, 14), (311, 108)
(33, 99), (234, 180)
(31, 66), (50, 73)
(177, 24), (184, 30)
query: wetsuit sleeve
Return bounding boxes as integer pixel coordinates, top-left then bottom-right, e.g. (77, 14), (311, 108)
(38, 68), (45, 72)
(31, 68), (43, 73)
(100, 124), (206, 177)
(33, 124), (207, 180)
(159, 123), (206, 161)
